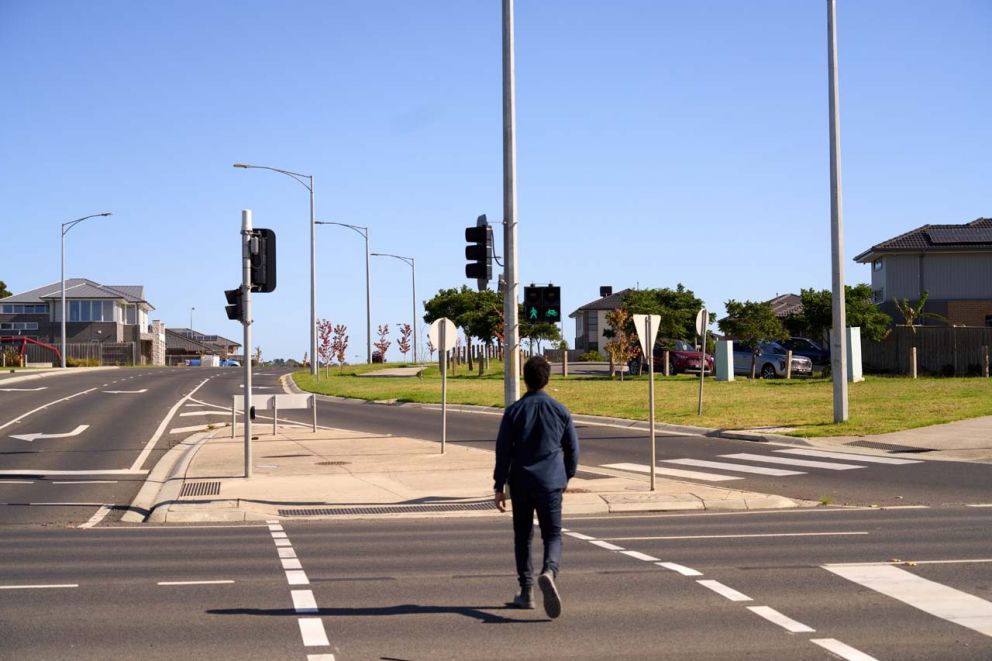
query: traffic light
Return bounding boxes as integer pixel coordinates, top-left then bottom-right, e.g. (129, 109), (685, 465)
(250, 228), (277, 293)
(524, 286), (542, 322)
(225, 288), (244, 323)
(465, 215), (492, 290)
(542, 285), (561, 323)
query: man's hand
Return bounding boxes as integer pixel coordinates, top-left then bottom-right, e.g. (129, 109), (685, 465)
(494, 490), (507, 513)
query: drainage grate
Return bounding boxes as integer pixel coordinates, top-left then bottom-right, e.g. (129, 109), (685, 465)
(316, 461), (351, 466)
(180, 481), (221, 497)
(279, 501), (497, 517)
(846, 440), (935, 454)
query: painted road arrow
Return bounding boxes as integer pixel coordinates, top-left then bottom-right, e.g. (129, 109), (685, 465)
(10, 425), (90, 442)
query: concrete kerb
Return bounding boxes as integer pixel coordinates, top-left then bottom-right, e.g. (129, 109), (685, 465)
(122, 431), (212, 523)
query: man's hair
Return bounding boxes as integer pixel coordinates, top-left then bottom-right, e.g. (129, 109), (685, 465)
(523, 356), (551, 391)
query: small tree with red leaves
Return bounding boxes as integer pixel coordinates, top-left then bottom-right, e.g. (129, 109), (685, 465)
(331, 324), (349, 371)
(374, 324), (391, 363)
(397, 323), (412, 362)
(317, 319), (334, 377)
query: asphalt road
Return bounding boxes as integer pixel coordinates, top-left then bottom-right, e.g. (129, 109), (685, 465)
(1, 507), (989, 659)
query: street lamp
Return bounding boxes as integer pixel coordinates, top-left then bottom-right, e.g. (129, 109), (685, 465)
(233, 162), (318, 378)
(60, 212), (112, 368)
(370, 252), (418, 363)
(190, 306), (195, 332)
(316, 221), (372, 364)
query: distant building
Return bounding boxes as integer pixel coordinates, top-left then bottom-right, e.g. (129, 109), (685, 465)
(0, 278), (164, 364)
(165, 328), (241, 365)
(854, 217), (992, 327)
(766, 293), (802, 318)
(569, 288), (631, 352)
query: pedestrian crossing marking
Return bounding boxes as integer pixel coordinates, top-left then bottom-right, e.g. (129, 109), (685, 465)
(721, 453), (865, 470)
(603, 463), (742, 482)
(662, 458), (804, 477)
(776, 448), (922, 465)
(824, 563), (992, 638)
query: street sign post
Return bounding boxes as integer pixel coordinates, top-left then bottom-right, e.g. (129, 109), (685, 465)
(696, 308), (708, 415)
(632, 313), (660, 491)
(429, 317), (457, 454)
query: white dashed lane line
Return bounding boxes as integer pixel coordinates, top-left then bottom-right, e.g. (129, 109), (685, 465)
(0, 584), (78, 590)
(811, 638), (880, 660)
(697, 580), (752, 602)
(656, 562), (702, 576)
(747, 605), (815, 633)
(158, 580), (235, 586)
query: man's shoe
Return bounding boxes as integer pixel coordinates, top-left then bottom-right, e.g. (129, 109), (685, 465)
(538, 570), (562, 619)
(510, 586), (535, 609)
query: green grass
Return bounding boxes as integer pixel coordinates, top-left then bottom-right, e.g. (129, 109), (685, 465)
(293, 366), (992, 438)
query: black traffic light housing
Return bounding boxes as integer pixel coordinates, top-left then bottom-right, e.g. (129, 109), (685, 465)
(465, 214), (492, 290)
(225, 288), (244, 322)
(250, 228), (277, 293)
(522, 284), (562, 324)
(542, 285), (561, 323)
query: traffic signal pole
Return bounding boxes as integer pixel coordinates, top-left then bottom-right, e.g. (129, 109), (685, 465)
(502, 0), (520, 406)
(242, 209), (253, 478)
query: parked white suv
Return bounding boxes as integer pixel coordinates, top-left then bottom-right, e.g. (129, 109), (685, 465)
(732, 341), (813, 379)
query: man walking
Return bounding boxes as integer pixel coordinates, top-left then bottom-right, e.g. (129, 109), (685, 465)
(494, 356), (579, 619)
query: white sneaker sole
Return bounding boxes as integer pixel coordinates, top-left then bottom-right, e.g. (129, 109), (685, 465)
(538, 572), (562, 619)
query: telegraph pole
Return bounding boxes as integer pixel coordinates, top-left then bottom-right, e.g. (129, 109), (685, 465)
(502, 0), (520, 405)
(827, 0), (849, 422)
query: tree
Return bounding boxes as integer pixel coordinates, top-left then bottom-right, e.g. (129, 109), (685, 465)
(603, 307), (635, 380)
(519, 309), (562, 354)
(0, 281), (11, 299)
(317, 319), (334, 376)
(423, 286), (503, 374)
(374, 324), (391, 363)
(893, 290), (946, 332)
(397, 323), (412, 361)
(787, 285), (893, 344)
(332, 324), (349, 370)
(718, 299), (787, 379)
(622, 285), (711, 345)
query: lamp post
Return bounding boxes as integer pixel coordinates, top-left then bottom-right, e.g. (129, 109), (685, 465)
(60, 212), (112, 368)
(316, 221), (372, 364)
(233, 163), (318, 378)
(370, 253), (417, 363)
(190, 306), (195, 332)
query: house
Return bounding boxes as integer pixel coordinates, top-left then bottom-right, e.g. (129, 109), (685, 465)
(569, 287), (631, 352)
(767, 293), (802, 318)
(0, 278), (165, 364)
(853, 217), (992, 327)
(165, 328), (242, 365)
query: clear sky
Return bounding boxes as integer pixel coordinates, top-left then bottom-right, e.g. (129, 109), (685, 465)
(2, 1), (989, 361)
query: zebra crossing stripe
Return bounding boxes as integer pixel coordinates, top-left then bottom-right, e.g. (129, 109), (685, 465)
(720, 453), (865, 470)
(824, 563), (992, 638)
(662, 458), (804, 477)
(810, 638), (879, 661)
(603, 463), (741, 482)
(776, 448), (922, 465)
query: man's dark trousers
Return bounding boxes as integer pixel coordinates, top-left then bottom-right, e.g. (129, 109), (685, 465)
(510, 480), (563, 588)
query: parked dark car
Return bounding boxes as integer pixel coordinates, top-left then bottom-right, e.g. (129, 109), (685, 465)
(781, 337), (830, 366)
(629, 339), (713, 375)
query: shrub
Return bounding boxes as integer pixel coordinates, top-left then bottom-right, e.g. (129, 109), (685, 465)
(67, 357), (100, 367)
(579, 351), (604, 362)
(1, 348), (20, 367)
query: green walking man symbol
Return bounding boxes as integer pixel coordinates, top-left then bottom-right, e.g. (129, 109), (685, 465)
(529, 307), (538, 321)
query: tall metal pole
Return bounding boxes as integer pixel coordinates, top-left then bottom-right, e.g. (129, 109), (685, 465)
(309, 176), (318, 379)
(242, 209), (254, 478)
(828, 0), (849, 422)
(364, 232), (372, 364)
(647, 316), (656, 492)
(411, 258), (418, 363)
(502, 0), (520, 405)
(61, 228), (66, 369)
(190, 307), (194, 332)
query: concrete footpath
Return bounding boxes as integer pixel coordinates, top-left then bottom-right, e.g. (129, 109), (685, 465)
(129, 424), (811, 523)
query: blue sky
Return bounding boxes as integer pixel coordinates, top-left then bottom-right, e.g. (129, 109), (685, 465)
(2, 1), (989, 361)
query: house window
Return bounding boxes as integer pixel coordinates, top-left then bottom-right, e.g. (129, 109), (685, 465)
(0, 304), (47, 314)
(872, 289), (884, 304)
(873, 258), (883, 272)
(986, 315), (992, 328)
(0, 322), (39, 331)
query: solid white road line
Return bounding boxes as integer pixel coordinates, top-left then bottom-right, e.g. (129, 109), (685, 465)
(158, 580), (235, 586)
(169, 425), (214, 435)
(603, 462), (742, 482)
(697, 580), (752, 602)
(747, 606), (814, 633)
(307, 655), (336, 661)
(0, 584), (78, 590)
(589, 540), (625, 551)
(103, 389), (148, 394)
(656, 562), (702, 576)
(721, 453), (865, 470)
(129, 378), (210, 472)
(604, 532), (868, 541)
(0, 386), (47, 391)
(663, 458), (804, 477)
(824, 563), (992, 637)
(966, 503), (992, 508)
(282, 559), (303, 570)
(0, 469), (147, 477)
(811, 638), (880, 660)
(776, 448), (922, 465)
(78, 504), (112, 529)
(298, 618), (330, 646)
(0, 481), (33, 484)
(52, 480), (118, 484)
(292, 590), (319, 614)
(179, 411), (229, 417)
(621, 550), (660, 562)
(0, 387), (97, 432)
(286, 570), (310, 585)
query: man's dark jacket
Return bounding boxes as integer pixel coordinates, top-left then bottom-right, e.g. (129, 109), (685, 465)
(493, 389), (579, 493)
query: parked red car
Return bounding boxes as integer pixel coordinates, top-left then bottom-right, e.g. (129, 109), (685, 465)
(653, 339), (713, 375)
